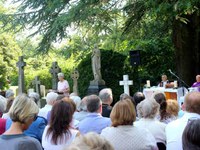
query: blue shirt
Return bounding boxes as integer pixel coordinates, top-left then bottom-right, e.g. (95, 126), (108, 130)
(6, 116), (47, 142)
(78, 113), (111, 134)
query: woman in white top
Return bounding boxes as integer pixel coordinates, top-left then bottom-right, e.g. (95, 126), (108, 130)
(57, 73), (70, 96)
(101, 98), (158, 150)
(42, 100), (80, 150)
(135, 98), (166, 144)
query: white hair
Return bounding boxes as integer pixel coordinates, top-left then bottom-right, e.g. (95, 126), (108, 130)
(70, 96), (81, 110)
(57, 72), (64, 78)
(0, 95), (7, 113)
(5, 89), (14, 98)
(99, 88), (112, 103)
(46, 92), (58, 105)
(137, 98), (160, 119)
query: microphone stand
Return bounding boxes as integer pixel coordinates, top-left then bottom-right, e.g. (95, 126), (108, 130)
(169, 70), (190, 96)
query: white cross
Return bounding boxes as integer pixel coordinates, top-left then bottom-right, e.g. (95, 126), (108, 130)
(119, 75), (133, 96)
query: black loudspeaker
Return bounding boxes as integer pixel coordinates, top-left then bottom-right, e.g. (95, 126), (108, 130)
(129, 50), (141, 66)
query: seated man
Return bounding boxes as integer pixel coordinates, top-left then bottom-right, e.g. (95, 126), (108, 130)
(191, 75), (200, 92)
(166, 92), (200, 150)
(78, 95), (111, 134)
(158, 75), (170, 87)
(99, 88), (113, 118)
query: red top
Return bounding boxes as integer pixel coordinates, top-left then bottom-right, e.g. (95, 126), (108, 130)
(0, 118), (6, 135)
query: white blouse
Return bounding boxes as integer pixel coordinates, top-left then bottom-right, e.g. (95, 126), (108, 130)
(42, 125), (78, 150)
(101, 125), (158, 150)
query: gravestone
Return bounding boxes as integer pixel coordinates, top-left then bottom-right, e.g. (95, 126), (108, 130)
(16, 56), (26, 94)
(71, 69), (79, 95)
(40, 85), (46, 98)
(119, 75), (133, 96)
(32, 76), (41, 96)
(49, 62), (61, 90)
(88, 45), (106, 95)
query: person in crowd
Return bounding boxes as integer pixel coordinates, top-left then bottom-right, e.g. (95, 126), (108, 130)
(166, 92), (200, 150)
(4, 89), (14, 113)
(135, 98), (166, 145)
(0, 94), (42, 150)
(0, 95), (6, 117)
(101, 98), (158, 150)
(6, 93), (47, 142)
(166, 100), (179, 122)
(78, 95), (111, 134)
(42, 100), (80, 150)
(0, 97), (6, 135)
(158, 75), (170, 87)
(120, 93), (136, 106)
(57, 72), (70, 96)
(66, 132), (114, 150)
(191, 75), (200, 92)
(133, 92), (145, 107)
(38, 92), (58, 119)
(74, 96), (89, 121)
(182, 119), (200, 150)
(70, 95), (81, 111)
(29, 92), (40, 107)
(99, 88), (113, 117)
(154, 92), (171, 124)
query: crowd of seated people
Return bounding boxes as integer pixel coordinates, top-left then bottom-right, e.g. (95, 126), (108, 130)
(1, 87), (200, 150)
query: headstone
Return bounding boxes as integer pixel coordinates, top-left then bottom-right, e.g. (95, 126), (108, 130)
(28, 88), (34, 94)
(16, 56), (26, 94)
(88, 45), (106, 95)
(32, 76), (41, 96)
(49, 62), (61, 90)
(71, 69), (79, 95)
(40, 85), (46, 98)
(119, 75), (133, 96)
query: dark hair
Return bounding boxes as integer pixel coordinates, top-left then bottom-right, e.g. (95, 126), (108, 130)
(46, 100), (73, 145)
(86, 95), (101, 112)
(182, 119), (200, 150)
(154, 93), (169, 121)
(133, 92), (145, 106)
(5, 99), (14, 113)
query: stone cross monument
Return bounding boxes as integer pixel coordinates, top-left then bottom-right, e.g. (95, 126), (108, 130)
(49, 62), (61, 90)
(119, 75), (133, 96)
(16, 56), (26, 94)
(71, 69), (79, 95)
(32, 76), (41, 96)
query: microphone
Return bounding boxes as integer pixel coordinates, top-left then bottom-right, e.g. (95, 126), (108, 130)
(168, 69), (172, 73)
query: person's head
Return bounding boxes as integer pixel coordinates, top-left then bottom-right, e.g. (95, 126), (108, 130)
(196, 75), (200, 82)
(184, 92), (200, 114)
(0, 95), (7, 117)
(137, 98), (160, 119)
(133, 92), (145, 106)
(66, 132), (114, 150)
(166, 100), (179, 117)
(63, 97), (77, 113)
(70, 96), (81, 111)
(154, 92), (168, 120)
(57, 72), (65, 81)
(47, 100), (74, 144)
(78, 96), (88, 112)
(182, 119), (200, 150)
(111, 98), (136, 127)
(99, 88), (113, 105)
(46, 92), (58, 105)
(86, 95), (102, 113)
(120, 93), (136, 106)
(9, 94), (39, 130)
(5, 89), (14, 100)
(161, 75), (167, 82)
(28, 92), (40, 104)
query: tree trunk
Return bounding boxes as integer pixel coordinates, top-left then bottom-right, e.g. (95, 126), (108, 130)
(173, 12), (200, 86)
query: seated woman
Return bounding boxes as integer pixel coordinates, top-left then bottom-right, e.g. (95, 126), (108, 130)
(42, 100), (80, 150)
(0, 94), (42, 150)
(101, 98), (157, 150)
(66, 132), (114, 150)
(135, 98), (166, 145)
(166, 100), (179, 122)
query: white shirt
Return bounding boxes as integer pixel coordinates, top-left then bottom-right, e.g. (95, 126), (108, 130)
(134, 118), (166, 144)
(42, 125), (78, 150)
(101, 125), (158, 150)
(38, 104), (52, 119)
(57, 80), (69, 92)
(166, 112), (200, 150)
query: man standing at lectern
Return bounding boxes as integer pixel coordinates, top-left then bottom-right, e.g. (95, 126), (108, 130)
(192, 75), (200, 92)
(158, 75), (170, 88)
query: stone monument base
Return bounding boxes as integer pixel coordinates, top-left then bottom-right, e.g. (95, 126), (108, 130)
(87, 80), (106, 95)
